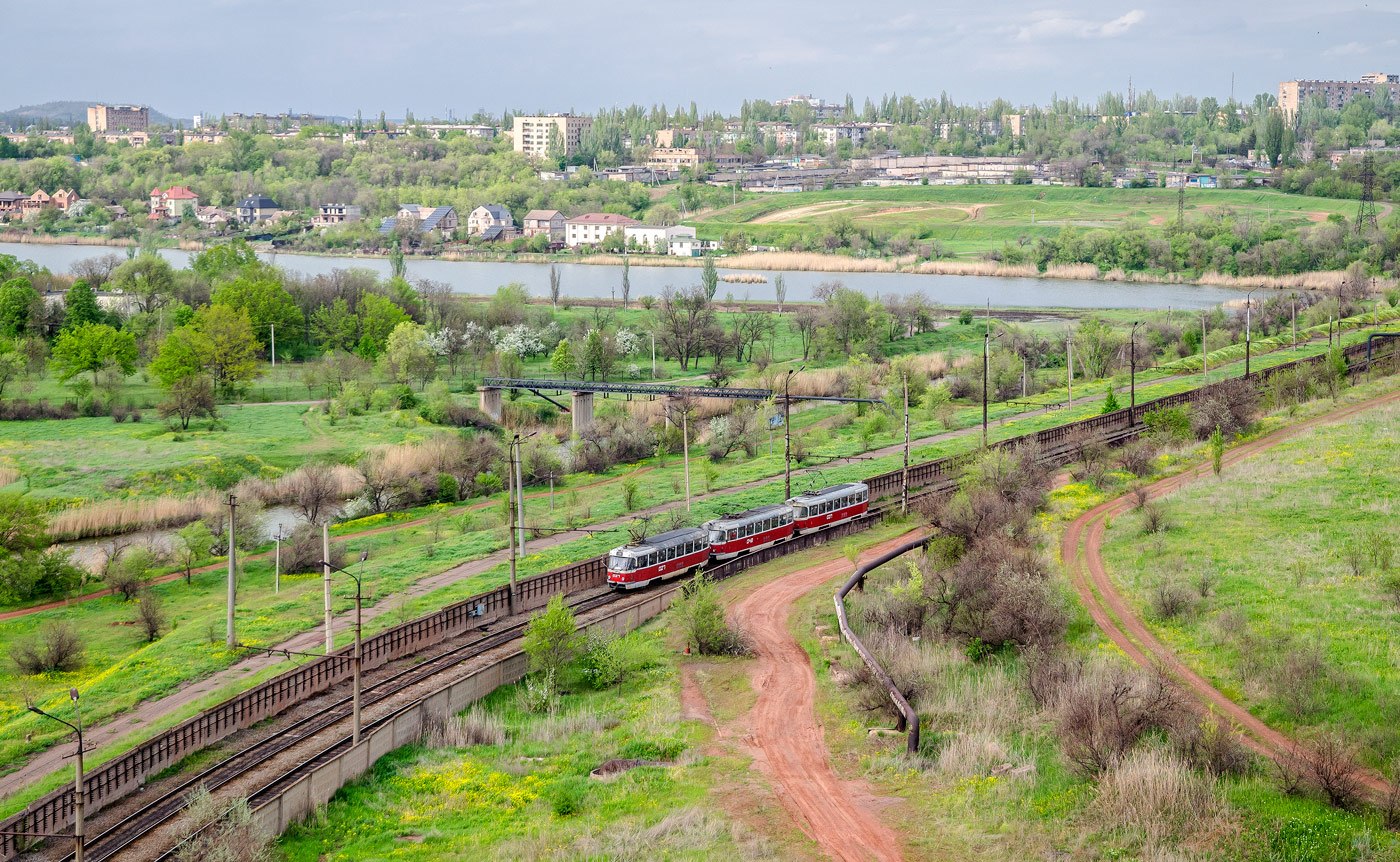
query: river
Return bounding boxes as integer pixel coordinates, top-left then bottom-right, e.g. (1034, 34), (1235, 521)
(0, 241), (1244, 310)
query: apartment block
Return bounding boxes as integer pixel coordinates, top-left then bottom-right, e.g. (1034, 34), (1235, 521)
(87, 104), (149, 132)
(1278, 73), (1400, 117)
(646, 148), (701, 171)
(512, 114), (592, 158)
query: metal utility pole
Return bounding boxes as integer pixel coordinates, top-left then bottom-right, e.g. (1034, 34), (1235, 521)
(1202, 314), (1208, 383)
(225, 494), (237, 649)
(507, 449), (517, 615)
(317, 555), (368, 745)
(1129, 321), (1142, 426)
(273, 523), (283, 593)
(322, 523), (333, 654)
(1244, 288), (1257, 378)
(784, 366), (804, 499)
(269, 324), (275, 370)
(982, 331), (990, 448)
(901, 372), (910, 516)
(682, 407), (691, 511)
(650, 332), (656, 377)
(1067, 328), (1073, 402)
(1292, 295), (1297, 350)
(26, 691), (84, 861)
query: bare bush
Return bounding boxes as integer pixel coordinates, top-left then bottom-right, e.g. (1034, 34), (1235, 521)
(1268, 643), (1331, 720)
(1149, 580), (1196, 619)
(1141, 502), (1172, 535)
(12, 622), (85, 675)
(287, 464), (343, 525)
(1190, 379), (1259, 440)
(924, 536), (1066, 649)
(1056, 664), (1184, 774)
(1302, 733), (1366, 811)
(1117, 440), (1158, 477)
(1273, 744), (1310, 796)
(280, 524), (346, 575)
(138, 590), (167, 642)
(174, 785), (273, 862)
(1024, 648), (1084, 711)
(1171, 712), (1251, 777)
(424, 706), (506, 748)
(1130, 485), (1151, 510)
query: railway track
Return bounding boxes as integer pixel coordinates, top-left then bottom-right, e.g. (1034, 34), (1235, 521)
(17, 340), (1394, 861)
(60, 588), (624, 862)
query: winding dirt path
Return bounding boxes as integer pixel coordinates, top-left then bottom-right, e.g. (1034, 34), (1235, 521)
(729, 534), (915, 862)
(1063, 389), (1400, 798)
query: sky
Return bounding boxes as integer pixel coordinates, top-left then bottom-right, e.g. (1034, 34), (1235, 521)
(9, 1), (1400, 121)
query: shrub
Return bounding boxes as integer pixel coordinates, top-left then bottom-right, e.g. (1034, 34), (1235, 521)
(1171, 712), (1251, 777)
(1091, 748), (1222, 843)
(1143, 406), (1191, 441)
(1149, 580), (1195, 619)
(1302, 733), (1366, 811)
(1101, 388), (1120, 414)
(1141, 502), (1172, 535)
(621, 477), (640, 511)
(522, 595), (582, 683)
(12, 621), (85, 675)
(107, 547), (155, 601)
(173, 786), (272, 862)
(675, 574), (750, 656)
(138, 590), (167, 642)
(436, 473), (459, 504)
(958, 309), (974, 325)
(1055, 664), (1183, 774)
(1117, 440), (1157, 477)
(1190, 379), (1258, 440)
(281, 523), (346, 575)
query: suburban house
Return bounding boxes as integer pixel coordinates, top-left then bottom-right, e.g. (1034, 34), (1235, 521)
(236, 195), (280, 224)
(623, 224), (696, 254)
(479, 224), (522, 243)
(379, 204), (458, 237)
(149, 186), (200, 220)
(668, 234), (717, 257)
(21, 190), (51, 213)
(196, 206), (230, 227)
(50, 189), (80, 212)
(312, 204), (361, 227)
(0, 191), (25, 215)
(522, 209), (565, 239)
(564, 213), (639, 248)
(465, 204), (514, 235)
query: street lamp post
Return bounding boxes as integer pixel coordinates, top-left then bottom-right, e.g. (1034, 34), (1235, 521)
(784, 365), (804, 499)
(27, 690), (84, 861)
(316, 552), (369, 745)
(225, 494), (237, 649)
(507, 432), (537, 614)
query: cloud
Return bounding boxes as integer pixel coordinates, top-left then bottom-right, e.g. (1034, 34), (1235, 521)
(1322, 40), (1369, 57)
(1014, 8), (1146, 42)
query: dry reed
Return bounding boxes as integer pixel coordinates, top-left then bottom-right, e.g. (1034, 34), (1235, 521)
(0, 232), (134, 247)
(720, 273), (768, 284)
(0, 465), (20, 487)
(1091, 748), (1225, 843)
(48, 494), (223, 541)
(1044, 263), (1101, 280)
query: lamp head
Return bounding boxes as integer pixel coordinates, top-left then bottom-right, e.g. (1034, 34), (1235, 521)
(359, 550), (369, 563)
(69, 688), (79, 703)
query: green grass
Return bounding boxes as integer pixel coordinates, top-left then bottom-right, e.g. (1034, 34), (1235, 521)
(690, 185), (1357, 256)
(1099, 397), (1400, 767)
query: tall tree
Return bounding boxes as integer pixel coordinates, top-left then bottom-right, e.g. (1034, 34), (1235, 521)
(620, 256), (630, 309)
(211, 277), (304, 351)
(111, 255), (176, 314)
(62, 280), (104, 329)
(700, 255), (718, 302)
(51, 323), (137, 387)
(0, 278), (37, 338)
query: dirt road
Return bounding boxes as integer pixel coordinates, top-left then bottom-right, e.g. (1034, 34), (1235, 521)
(730, 534), (917, 862)
(1063, 388), (1400, 798)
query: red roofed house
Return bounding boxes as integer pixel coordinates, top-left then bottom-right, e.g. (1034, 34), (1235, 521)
(20, 190), (50, 213)
(564, 212), (639, 248)
(149, 185), (200, 220)
(51, 189), (80, 212)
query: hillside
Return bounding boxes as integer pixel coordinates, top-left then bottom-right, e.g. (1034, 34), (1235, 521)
(0, 100), (176, 129)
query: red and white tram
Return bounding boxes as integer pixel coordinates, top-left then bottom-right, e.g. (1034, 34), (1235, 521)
(606, 526), (711, 589)
(787, 482), (869, 533)
(703, 504), (795, 560)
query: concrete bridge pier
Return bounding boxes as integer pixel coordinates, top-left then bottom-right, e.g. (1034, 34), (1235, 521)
(571, 391), (594, 435)
(479, 387), (502, 422)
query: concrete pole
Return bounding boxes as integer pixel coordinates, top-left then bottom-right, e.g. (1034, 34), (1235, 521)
(323, 523), (333, 654)
(901, 372), (909, 517)
(270, 323), (275, 370)
(1067, 329), (1073, 403)
(225, 494), (236, 649)
(507, 446), (518, 615)
(72, 696), (84, 862)
(352, 586), (361, 746)
(273, 525), (281, 593)
(682, 409), (691, 512)
(981, 331), (989, 448)
(1202, 315), (1208, 384)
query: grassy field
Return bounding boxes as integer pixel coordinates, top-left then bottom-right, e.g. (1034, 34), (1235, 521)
(1099, 397), (1400, 768)
(275, 507), (1395, 862)
(691, 186), (1359, 257)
